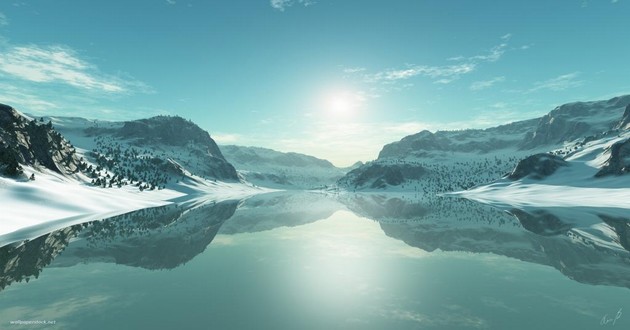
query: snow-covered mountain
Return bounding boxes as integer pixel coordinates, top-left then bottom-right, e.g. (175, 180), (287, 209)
(47, 114), (239, 187)
(221, 145), (346, 189)
(339, 95), (630, 192)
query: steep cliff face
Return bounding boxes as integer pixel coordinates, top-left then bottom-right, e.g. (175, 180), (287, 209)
(615, 104), (630, 130)
(0, 104), (82, 176)
(595, 138), (630, 177)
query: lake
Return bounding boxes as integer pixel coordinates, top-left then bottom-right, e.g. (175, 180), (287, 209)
(1, 191), (629, 329)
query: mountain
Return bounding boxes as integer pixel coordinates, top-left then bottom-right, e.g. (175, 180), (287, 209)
(339, 95), (630, 192)
(220, 145), (346, 189)
(0, 104), (84, 177)
(521, 95), (630, 149)
(51, 115), (238, 185)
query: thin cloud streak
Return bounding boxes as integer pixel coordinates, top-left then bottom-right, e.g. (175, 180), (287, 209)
(528, 72), (583, 93)
(364, 63), (476, 83)
(0, 44), (148, 94)
(352, 36), (514, 87)
(270, 0), (315, 11)
(470, 76), (505, 91)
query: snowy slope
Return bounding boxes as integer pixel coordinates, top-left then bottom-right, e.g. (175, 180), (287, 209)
(452, 129), (630, 208)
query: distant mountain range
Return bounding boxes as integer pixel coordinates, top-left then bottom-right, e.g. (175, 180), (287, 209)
(220, 145), (350, 189)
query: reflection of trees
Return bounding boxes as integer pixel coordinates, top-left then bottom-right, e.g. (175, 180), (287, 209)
(55, 199), (239, 270)
(343, 194), (630, 289)
(0, 199), (239, 291)
(0, 224), (86, 291)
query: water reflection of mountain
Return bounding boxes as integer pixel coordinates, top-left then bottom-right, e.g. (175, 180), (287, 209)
(0, 192), (343, 291)
(342, 194), (630, 289)
(218, 191), (344, 234)
(0, 199), (238, 291)
(51, 199), (239, 270)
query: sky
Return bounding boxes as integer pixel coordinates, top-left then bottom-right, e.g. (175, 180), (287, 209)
(0, 0), (629, 167)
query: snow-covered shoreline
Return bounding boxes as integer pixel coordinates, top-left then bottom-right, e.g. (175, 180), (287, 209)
(0, 165), (272, 244)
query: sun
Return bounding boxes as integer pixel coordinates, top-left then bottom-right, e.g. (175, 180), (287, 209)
(325, 91), (358, 118)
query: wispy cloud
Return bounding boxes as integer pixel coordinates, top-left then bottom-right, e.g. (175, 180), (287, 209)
(270, 0), (315, 11)
(350, 36), (514, 87)
(0, 44), (148, 93)
(365, 63), (476, 84)
(166, 0), (176, 4)
(528, 72), (583, 93)
(0, 12), (8, 26)
(0, 83), (59, 111)
(470, 76), (505, 91)
(343, 67), (366, 74)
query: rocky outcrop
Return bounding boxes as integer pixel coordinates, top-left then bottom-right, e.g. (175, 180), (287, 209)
(595, 139), (630, 177)
(615, 104), (630, 130)
(507, 153), (568, 180)
(0, 104), (82, 176)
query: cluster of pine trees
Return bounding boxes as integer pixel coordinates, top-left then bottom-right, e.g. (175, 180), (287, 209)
(84, 136), (178, 191)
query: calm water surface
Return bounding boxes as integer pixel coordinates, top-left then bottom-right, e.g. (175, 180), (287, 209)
(1, 192), (629, 329)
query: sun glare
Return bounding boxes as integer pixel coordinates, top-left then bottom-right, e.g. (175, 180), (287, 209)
(330, 94), (352, 114)
(325, 90), (359, 119)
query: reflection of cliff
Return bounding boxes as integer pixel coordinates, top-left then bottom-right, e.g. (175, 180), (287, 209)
(343, 194), (630, 289)
(0, 224), (86, 291)
(52, 199), (239, 270)
(219, 191), (344, 234)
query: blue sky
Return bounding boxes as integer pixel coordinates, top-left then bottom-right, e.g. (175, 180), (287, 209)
(0, 0), (629, 166)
